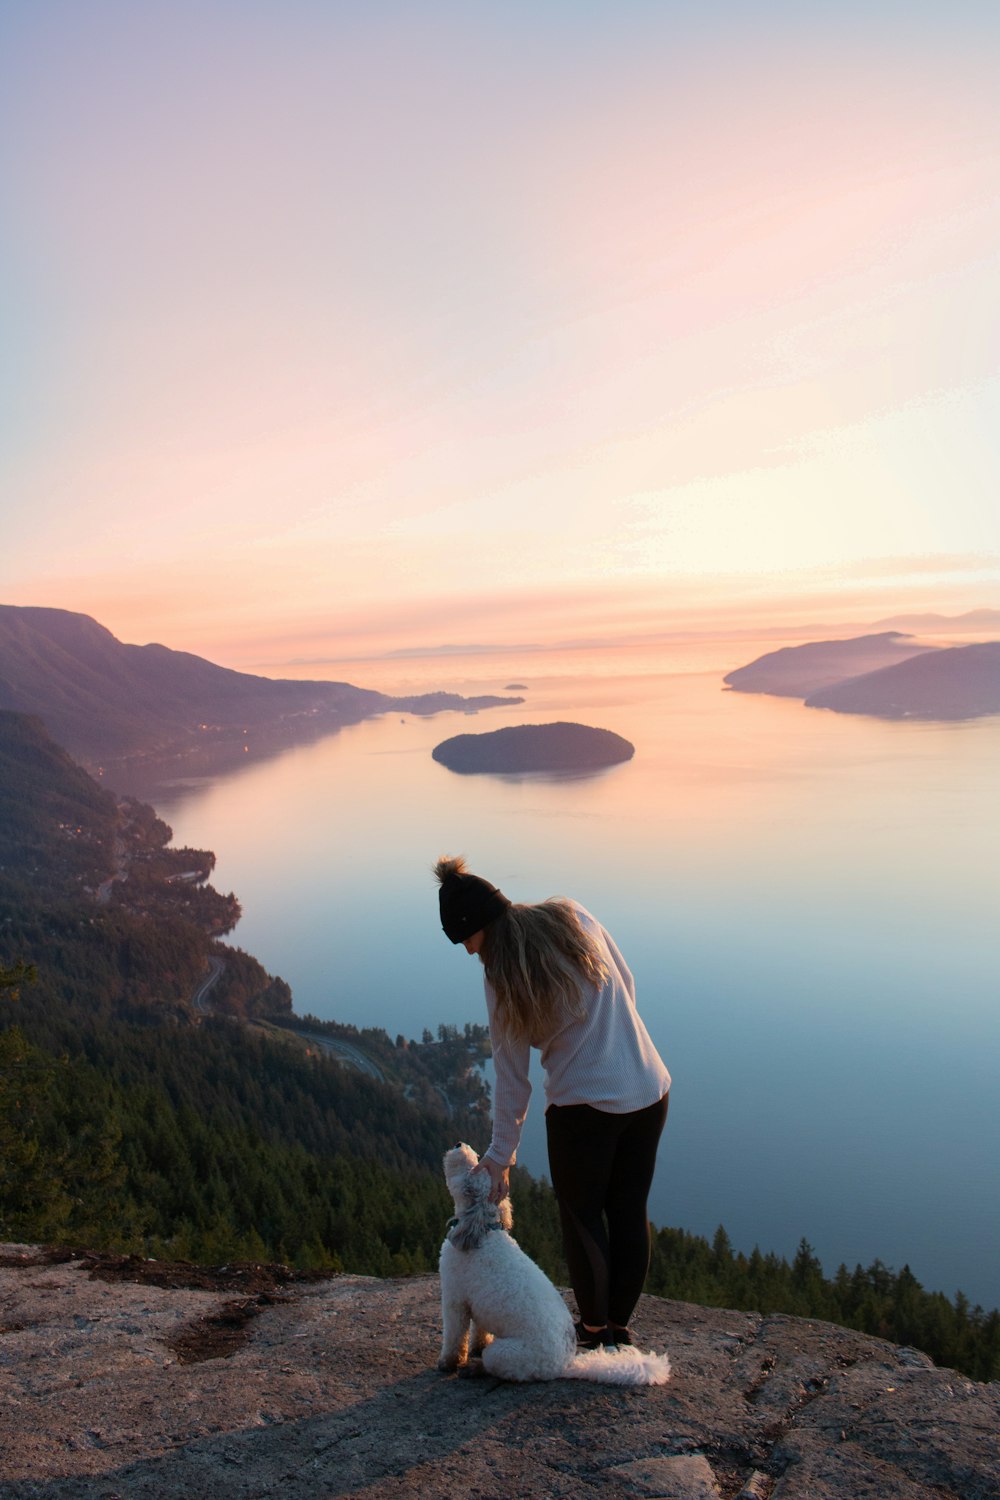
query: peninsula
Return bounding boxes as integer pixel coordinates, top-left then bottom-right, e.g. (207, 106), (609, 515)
(722, 632), (935, 698)
(723, 630), (1000, 721)
(806, 640), (1000, 720)
(0, 605), (521, 786)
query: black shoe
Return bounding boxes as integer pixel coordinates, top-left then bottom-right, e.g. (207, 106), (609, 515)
(575, 1321), (606, 1350)
(605, 1325), (633, 1348)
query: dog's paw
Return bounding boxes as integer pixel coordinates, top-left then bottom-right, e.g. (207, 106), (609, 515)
(457, 1357), (486, 1379)
(437, 1355), (463, 1372)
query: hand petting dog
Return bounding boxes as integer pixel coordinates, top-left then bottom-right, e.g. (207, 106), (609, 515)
(438, 1143), (671, 1386)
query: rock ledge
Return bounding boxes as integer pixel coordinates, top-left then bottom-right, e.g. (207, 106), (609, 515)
(0, 1244), (996, 1499)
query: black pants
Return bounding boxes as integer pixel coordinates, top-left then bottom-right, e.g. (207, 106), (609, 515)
(545, 1092), (668, 1329)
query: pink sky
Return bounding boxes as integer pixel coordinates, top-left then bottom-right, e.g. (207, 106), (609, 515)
(1, 3), (998, 671)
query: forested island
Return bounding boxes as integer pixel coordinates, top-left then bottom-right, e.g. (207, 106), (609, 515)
(432, 720), (635, 773)
(2, 708), (998, 1381)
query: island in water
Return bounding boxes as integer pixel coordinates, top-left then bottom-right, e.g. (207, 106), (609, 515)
(724, 631), (1000, 721)
(432, 720), (635, 774)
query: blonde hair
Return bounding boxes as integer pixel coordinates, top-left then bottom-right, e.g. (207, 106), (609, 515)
(481, 899), (609, 1046)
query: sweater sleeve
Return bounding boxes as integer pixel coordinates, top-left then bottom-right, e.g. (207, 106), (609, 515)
(483, 978), (532, 1168)
(599, 922), (636, 1004)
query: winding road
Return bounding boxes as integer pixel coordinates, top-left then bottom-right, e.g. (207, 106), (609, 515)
(191, 956), (225, 1014)
(96, 833), (128, 905)
(295, 1031), (386, 1082)
(188, 965), (386, 1083)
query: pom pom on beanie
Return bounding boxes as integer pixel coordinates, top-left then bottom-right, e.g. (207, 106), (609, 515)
(434, 855), (511, 944)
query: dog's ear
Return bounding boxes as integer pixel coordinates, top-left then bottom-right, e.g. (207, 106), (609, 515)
(448, 1170), (493, 1251)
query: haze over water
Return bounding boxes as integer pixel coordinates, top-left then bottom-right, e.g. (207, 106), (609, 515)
(151, 635), (1000, 1311)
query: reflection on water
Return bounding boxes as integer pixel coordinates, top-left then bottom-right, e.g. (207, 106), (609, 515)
(149, 639), (1000, 1308)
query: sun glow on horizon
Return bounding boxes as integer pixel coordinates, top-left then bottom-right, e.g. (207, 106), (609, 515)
(1, 2), (999, 659)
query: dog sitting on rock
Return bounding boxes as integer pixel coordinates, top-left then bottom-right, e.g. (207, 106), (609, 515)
(438, 1143), (671, 1385)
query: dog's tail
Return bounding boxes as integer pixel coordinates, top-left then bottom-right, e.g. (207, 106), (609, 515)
(562, 1346), (671, 1386)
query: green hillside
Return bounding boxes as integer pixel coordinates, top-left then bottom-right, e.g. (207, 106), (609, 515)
(0, 709), (510, 1271)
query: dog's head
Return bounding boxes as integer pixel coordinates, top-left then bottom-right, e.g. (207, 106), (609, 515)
(443, 1141), (513, 1249)
(443, 1141), (480, 1200)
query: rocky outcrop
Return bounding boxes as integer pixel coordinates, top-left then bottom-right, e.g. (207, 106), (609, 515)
(1, 1245), (997, 1499)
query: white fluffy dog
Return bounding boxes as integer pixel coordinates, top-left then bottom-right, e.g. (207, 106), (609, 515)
(438, 1143), (671, 1386)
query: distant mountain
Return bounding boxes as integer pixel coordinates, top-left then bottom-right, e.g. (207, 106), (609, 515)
(0, 606), (520, 777)
(872, 609), (1000, 632)
(805, 642), (1000, 720)
(723, 632), (937, 699)
(432, 721), (635, 774)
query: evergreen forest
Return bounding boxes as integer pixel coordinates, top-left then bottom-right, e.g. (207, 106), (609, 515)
(1, 709), (997, 1383)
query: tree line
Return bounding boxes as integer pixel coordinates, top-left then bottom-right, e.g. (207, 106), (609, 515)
(3, 968), (997, 1382)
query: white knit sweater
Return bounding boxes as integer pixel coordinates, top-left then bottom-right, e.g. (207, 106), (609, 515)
(482, 901), (671, 1168)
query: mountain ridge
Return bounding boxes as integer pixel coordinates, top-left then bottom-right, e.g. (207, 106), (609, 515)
(722, 631), (936, 698)
(806, 640), (1000, 720)
(872, 608), (1000, 630)
(724, 631), (1000, 720)
(0, 605), (520, 778)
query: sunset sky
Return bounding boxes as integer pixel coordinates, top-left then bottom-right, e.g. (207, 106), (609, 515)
(2, 1), (999, 671)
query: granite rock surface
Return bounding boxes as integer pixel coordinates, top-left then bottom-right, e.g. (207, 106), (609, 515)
(1, 1246), (997, 1500)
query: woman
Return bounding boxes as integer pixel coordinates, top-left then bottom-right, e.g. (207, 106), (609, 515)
(435, 855), (670, 1350)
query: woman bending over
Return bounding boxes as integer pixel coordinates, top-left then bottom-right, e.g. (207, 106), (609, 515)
(435, 855), (671, 1350)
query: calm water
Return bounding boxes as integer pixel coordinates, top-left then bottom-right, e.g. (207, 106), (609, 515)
(150, 638), (1000, 1308)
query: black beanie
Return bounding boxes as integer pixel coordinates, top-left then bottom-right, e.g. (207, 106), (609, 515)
(439, 868), (511, 944)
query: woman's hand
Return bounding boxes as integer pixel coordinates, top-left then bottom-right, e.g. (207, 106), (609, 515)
(472, 1156), (510, 1205)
